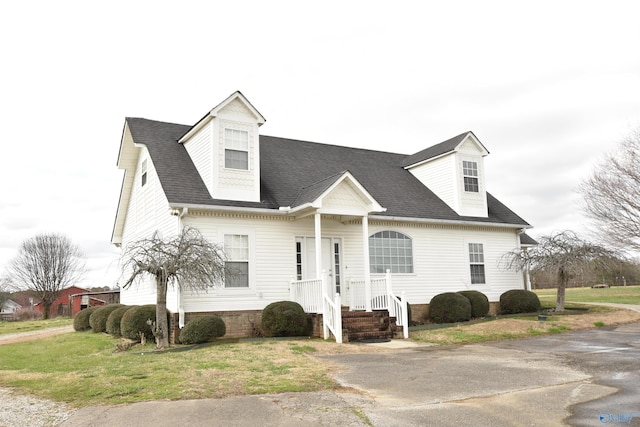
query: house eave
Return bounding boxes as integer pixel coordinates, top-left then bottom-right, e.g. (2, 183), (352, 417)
(370, 214), (531, 230)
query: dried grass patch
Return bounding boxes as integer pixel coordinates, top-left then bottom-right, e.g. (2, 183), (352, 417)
(410, 307), (640, 345)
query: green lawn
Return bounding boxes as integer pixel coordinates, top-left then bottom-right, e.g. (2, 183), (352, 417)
(0, 317), (73, 335)
(0, 333), (334, 407)
(534, 285), (640, 304)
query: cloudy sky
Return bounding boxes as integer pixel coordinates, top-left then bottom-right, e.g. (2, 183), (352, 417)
(1, 1), (638, 288)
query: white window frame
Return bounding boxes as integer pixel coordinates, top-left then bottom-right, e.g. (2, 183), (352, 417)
(462, 160), (479, 193)
(468, 242), (486, 285)
(223, 232), (253, 289)
(224, 128), (249, 170)
(369, 230), (414, 274)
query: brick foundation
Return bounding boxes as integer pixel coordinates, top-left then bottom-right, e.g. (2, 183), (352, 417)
(169, 300), (504, 343)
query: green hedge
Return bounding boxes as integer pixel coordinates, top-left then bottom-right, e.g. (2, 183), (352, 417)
(179, 316), (226, 344)
(499, 289), (541, 314)
(261, 301), (309, 337)
(89, 304), (124, 333)
(106, 305), (132, 337)
(457, 290), (489, 318)
(73, 306), (101, 332)
(120, 305), (169, 342)
(428, 292), (472, 323)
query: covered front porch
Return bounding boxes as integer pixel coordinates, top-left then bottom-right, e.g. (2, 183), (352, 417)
(280, 171), (409, 343)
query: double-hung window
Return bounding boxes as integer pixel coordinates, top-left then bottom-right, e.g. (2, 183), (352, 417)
(224, 234), (249, 287)
(463, 160), (479, 193)
(468, 243), (486, 284)
(224, 129), (249, 170)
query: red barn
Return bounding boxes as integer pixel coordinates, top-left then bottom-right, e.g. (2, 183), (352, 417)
(34, 286), (106, 317)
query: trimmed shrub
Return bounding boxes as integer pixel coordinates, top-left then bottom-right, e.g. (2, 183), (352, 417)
(261, 301), (309, 337)
(106, 305), (132, 337)
(73, 306), (101, 331)
(428, 292), (472, 323)
(179, 316), (226, 344)
(458, 290), (490, 318)
(499, 289), (541, 314)
(89, 304), (124, 333)
(120, 305), (170, 342)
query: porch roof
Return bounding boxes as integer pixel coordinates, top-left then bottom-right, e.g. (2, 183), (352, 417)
(125, 118), (530, 227)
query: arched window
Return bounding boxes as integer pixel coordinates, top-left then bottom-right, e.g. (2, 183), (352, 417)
(369, 231), (413, 274)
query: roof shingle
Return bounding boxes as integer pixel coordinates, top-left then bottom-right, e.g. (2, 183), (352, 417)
(125, 118), (530, 227)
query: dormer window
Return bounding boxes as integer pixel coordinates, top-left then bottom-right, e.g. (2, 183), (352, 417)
(141, 159), (148, 187)
(463, 160), (479, 192)
(224, 129), (249, 170)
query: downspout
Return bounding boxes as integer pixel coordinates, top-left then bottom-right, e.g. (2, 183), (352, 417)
(176, 208), (187, 328)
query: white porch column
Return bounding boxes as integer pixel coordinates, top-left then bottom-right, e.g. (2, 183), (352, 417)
(314, 213), (322, 284)
(362, 215), (372, 312)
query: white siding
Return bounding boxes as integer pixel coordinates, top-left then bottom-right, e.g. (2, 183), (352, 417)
(174, 213), (524, 314)
(381, 223), (522, 303)
(457, 153), (488, 217)
(118, 147), (180, 308)
(183, 121), (213, 197)
(407, 154), (458, 211)
(407, 137), (489, 218)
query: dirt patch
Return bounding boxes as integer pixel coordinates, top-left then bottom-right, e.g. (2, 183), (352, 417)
(0, 326), (74, 346)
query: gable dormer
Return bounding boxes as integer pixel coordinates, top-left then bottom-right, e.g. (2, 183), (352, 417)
(403, 131), (489, 217)
(179, 91), (266, 202)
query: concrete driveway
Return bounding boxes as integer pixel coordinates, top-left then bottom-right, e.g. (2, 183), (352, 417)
(63, 320), (640, 427)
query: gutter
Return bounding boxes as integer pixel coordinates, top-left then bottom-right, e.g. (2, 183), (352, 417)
(369, 214), (531, 230)
(169, 202), (529, 229)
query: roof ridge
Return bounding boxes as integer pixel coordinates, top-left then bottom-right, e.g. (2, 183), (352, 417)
(260, 135), (409, 157)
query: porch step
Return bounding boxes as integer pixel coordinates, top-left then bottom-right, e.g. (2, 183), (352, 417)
(341, 310), (397, 343)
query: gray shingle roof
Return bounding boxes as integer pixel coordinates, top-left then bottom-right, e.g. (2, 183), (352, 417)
(125, 118), (530, 227)
(402, 131), (489, 168)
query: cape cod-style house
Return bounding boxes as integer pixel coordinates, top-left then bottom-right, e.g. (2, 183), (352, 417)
(112, 91), (533, 342)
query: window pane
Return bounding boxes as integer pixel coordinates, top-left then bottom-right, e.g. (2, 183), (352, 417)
(470, 265), (486, 284)
(225, 234), (249, 287)
(226, 262), (248, 287)
(369, 231), (413, 274)
(225, 129), (248, 150)
(225, 149), (249, 170)
(464, 177), (479, 192)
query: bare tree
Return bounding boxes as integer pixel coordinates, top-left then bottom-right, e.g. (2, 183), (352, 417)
(120, 227), (227, 349)
(581, 128), (640, 251)
(6, 233), (86, 319)
(0, 277), (11, 312)
(500, 231), (616, 311)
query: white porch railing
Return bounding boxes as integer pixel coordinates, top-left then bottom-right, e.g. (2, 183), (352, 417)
(289, 277), (323, 314)
(290, 272), (343, 343)
(290, 270), (408, 341)
(348, 270), (409, 339)
(323, 291), (343, 344)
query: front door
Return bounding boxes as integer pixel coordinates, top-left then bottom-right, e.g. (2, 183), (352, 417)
(297, 237), (342, 295)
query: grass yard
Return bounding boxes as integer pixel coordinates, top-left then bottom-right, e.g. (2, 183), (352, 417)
(1, 287), (639, 407)
(0, 317), (73, 335)
(410, 303), (640, 345)
(0, 333), (367, 407)
(534, 285), (640, 304)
